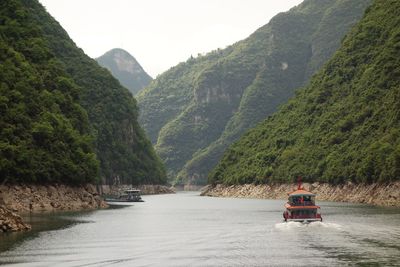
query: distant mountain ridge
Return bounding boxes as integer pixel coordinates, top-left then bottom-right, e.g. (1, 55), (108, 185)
(96, 48), (152, 95)
(137, 0), (371, 185)
(210, 0), (400, 185)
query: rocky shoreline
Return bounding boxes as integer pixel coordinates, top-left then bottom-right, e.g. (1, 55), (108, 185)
(0, 184), (108, 233)
(0, 184), (107, 214)
(201, 182), (400, 207)
(0, 184), (174, 233)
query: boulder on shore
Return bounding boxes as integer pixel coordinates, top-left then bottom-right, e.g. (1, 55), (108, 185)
(0, 205), (31, 233)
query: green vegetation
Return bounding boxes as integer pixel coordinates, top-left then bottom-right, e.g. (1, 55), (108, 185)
(137, 0), (370, 184)
(209, 0), (400, 185)
(0, 0), (97, 184)
(0, 0), (166, 185)
(96, 48), (152, 96)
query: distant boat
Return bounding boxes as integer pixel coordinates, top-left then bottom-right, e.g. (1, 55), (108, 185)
(283, 178), (322, 222)
(105, 189), (144, 204)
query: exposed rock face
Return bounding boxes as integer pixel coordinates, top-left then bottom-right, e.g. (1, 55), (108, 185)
(96, 48), (152, 95)
(0, 206), (31, 233)
(0, 184), (108, 214)
(201, 182), (400, 207)
(0, 184), (108, 233)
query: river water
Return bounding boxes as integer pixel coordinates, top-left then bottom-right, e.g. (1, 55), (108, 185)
(0, 192), (399, 266)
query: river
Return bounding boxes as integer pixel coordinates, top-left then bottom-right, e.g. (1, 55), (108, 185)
(0, 192), (399, 266)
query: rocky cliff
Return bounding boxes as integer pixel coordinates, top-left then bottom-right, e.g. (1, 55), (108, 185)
(137, 0), (371, 185)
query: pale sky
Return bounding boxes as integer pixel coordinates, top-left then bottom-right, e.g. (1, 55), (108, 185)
(38, 0), (303, 77)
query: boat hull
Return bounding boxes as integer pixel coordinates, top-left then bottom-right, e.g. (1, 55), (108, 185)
(283, 210), (322, 222)
(285, 218), (322, 222)
(105, 198), (144, 203)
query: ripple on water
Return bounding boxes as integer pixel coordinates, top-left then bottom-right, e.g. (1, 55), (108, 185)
(1, 193), (399, 267)
(274, 221), (342, 230)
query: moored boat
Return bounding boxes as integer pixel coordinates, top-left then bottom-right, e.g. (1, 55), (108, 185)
(105, 189), (144, 203)
(283, 179), (322, 222)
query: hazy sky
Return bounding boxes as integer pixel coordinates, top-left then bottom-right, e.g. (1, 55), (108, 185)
(38, 0), (303, 77)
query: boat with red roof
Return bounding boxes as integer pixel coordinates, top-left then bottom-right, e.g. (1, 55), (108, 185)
(283, 178), (322, 222)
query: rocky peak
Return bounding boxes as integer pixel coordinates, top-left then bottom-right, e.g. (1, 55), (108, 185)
(109, 48), (142, 74)
(96, 48), (152, 95)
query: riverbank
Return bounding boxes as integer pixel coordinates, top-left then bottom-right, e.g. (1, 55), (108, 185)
(0, 184), (107, 233)
(0, 184), (174, 233)
(201, 182), (400, 207)
(0, 184), (107, 214)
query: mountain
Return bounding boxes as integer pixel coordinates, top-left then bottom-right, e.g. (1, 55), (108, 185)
(96, 48), (152, 95)
(209, 0), (400, 185)
(0, 0), (166, 185)
(137, 0), (371, 185)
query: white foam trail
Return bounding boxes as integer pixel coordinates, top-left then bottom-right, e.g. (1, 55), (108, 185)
(274, 221), (342, 230)
(274, 221), (304, 230)
(310, 221), (342, 229)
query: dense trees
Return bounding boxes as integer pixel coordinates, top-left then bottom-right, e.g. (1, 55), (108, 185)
(209, 0), (400, 185)
(0, 1), (97, 183)
(0, 0), (166, 185)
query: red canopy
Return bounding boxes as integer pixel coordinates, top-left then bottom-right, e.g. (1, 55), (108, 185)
(288, 189), (315, 196)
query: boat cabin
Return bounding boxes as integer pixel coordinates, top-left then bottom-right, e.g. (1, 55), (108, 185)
(105, 188), (144, 203)
(119, 189), (143, 202)
(288, 190), (315, 206)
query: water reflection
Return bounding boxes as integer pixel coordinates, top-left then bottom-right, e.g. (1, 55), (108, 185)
(0, 211), (92, 254)
(0, 192), (399, 266)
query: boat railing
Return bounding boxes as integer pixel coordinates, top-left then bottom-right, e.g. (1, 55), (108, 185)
(289, 201), (315, 206)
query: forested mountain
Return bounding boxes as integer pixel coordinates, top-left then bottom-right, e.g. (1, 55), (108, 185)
(137, 0), (371, 185)
(96, 48), (152, 95)
(0, 0), (166, 185)
(210, 0), (400, 185)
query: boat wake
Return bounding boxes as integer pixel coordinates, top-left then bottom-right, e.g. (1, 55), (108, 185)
(274, 221), (342, 231)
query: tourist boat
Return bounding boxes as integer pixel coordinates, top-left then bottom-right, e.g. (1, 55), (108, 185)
(105, 189), (144, 203)
(283, 179), (322, 222)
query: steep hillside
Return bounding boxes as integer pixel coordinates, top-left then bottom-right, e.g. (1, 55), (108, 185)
(209, 0), (400, 185)
(0, 0), (97, 184)
(0, 0), (166, 185)
(137, 0), (371, 184)
(96, 48), (152, 95)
